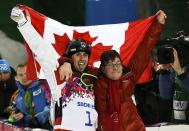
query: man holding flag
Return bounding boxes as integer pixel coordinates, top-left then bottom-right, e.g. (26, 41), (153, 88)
(10, 5), (166, 131)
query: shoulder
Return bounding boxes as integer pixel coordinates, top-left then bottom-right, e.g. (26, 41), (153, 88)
(15, 81), (24, 90)
(122, 70), (134, 81)
(123, 66), (130, 75)
(94, 78), (108, 96)
(38, 79), (50, 90)
(95, 77), (108, 89)
(38, 79), (48, 86)
(87, 66), (98, 76)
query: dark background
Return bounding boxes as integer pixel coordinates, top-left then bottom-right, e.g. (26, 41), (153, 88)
(0, 0), (189, 42)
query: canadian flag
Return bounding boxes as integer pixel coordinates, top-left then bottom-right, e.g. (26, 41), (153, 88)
(18, 4), (155, 85)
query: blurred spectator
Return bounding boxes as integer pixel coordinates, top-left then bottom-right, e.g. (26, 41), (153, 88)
(7, 64), (51, 130)
(0, 59), (17, 118)
(135, 35), (189, 125)
(158, 47), (189, 124)
(15, 63), (32, 85)
(135, 61), (172, 125)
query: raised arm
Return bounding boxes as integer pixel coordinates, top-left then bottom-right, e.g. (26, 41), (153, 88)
(11, 7), (59, 72)
(128, 10), (166, 84)
(10, 7), (61, 103)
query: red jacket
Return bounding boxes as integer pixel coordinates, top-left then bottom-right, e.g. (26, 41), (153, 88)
(94, 21), (164, 131)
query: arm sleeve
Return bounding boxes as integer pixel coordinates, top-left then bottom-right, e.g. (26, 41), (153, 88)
(58, 56), (73, 66)
(18, 21), (61, 102)
(35, 106), (50, 124)
(177, 71), (189, 92)
(94, 80), (107, 131)
(18, 21), (59, 72)
(128, 21), (164, 84)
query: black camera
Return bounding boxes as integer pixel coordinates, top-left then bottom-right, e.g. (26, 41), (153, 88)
(157, 47), (174, 64)
(156, 38), (189, 67)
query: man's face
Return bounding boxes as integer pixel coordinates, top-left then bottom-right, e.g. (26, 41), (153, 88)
(71, 52), (89, 73)
(16, 66), (31, 85)
(0, 72), (10, 81)
(103, 57), (123, 80)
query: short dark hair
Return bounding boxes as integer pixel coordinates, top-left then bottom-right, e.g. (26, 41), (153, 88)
(17, 63), (26, 69)
(100, 50), (121, 67)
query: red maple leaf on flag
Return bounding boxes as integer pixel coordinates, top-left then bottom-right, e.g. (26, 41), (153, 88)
(72, 30), (112, 65)
(73, 30), (97, 44)
(53, 33), (70, 56)
(53, 30), (112, 64)
(90, 43), (112, 65)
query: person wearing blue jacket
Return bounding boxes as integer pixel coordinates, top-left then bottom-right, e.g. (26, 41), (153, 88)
(159, 47), (189, 123)
(7, 64), (51, 129)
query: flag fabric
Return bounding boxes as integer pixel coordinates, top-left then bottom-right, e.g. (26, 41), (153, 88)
(18, 4), (155, 84)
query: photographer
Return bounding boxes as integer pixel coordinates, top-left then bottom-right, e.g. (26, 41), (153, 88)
(157, 35), (189, 124)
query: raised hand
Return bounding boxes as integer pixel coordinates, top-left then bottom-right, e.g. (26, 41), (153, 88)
(171, 48), (185, 75)
(10, 6), (27, 26)
(156, 10), (167, 24)
(59, 62), (73, 81)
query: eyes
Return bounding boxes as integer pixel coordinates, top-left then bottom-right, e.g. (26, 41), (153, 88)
(75, 52), (88, 57)
(105, 61), (122, 68)
(17, 73), (26, 77)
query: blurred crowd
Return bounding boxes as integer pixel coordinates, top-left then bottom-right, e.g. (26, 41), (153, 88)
(0, 60), (52, 130)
